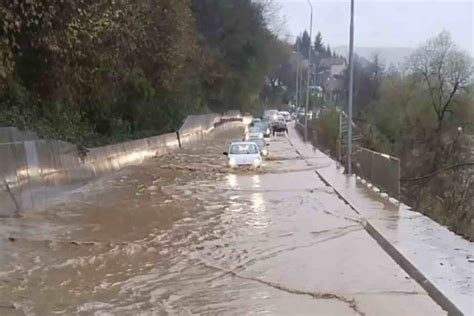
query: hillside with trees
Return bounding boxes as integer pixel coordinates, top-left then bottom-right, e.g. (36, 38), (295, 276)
(0, 0), (292, 146)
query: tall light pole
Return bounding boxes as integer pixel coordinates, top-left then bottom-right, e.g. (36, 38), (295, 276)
(299, 41), (303, 111)
(304, 0), (313, 141)
(347, 0), (355, 174)
(296, 39), (300, 109)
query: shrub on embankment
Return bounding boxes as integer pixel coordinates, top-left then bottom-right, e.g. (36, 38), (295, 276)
(308, 108), (340, 158)
(0, 0), (292, 147)
(354, 33), (474, 239)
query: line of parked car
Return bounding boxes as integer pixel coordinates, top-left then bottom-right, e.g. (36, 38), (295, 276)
(223, 111), (292, 168)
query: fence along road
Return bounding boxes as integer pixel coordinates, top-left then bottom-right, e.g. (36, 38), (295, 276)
(353, 147), (401, 200)
(303, 110), (401, 201)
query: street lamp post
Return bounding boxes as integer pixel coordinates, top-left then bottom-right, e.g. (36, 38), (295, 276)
(304, 0), (313, 141)
(296, 39), (300, 109)
(347, 0), (355, 174)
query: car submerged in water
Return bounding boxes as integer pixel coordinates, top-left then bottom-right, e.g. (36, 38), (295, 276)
(253, 120), (272, 138)
(248, 117), (271, 137)
(248, 137), (269, 157)
(223, 142), (263, 168)
(245, 126), (264, 140)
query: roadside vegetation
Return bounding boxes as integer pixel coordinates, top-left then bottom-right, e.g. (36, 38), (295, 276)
(313, 31), (474, 238)
(0, 0), (291, 146)
(352, 32), (473, 239)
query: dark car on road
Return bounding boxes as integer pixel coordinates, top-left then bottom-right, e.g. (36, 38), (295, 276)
(254, 120), (272, 137)
(272, 120), (287, 135)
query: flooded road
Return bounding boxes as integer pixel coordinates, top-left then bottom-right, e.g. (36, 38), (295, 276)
(0, 128), (446, 315)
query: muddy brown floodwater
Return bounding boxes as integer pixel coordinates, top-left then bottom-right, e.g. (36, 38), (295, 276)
(0, 128), (446, 315)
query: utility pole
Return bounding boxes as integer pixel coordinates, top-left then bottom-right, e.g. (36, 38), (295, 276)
(304, 0), (313, 141)
(296, 39), (300, 109)
(347, 0), (355, 174)
(299, 43), (303, 111)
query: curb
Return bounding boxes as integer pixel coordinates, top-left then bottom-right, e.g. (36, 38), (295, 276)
(363, 221), (463, 316)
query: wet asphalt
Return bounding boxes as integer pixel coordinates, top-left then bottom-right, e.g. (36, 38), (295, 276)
(0, 127), (446, 315)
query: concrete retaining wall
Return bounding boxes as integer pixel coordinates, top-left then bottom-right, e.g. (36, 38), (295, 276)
(178, 114), (221, 145)
(0, 127), (39, 143)
(0, 113), (243, 216)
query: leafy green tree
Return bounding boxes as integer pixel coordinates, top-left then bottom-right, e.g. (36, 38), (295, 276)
(0, 0), (291, 144)
(191, 0), (287, 113)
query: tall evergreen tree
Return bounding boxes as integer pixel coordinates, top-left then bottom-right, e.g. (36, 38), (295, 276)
(313, 31), (324, 54)
(326, 45), (332, 58)
(300, 30), (311, 59)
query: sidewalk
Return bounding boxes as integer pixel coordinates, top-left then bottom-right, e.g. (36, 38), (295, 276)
(288, 127), (473, 316)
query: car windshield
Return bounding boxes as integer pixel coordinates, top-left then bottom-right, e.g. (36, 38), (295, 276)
(230, 144), (258, 154)
(250, 139), (264, 147)
(249, 127), (263, 133)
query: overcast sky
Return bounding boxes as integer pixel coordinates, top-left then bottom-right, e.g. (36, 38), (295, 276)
(273, 0), (473, 55)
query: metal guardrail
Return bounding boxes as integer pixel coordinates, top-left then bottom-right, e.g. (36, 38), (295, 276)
(353, 147), (401, 199)
(295, 119), (304, 128)
(295, 109), (401, 201)
(336, 110), (401, 199)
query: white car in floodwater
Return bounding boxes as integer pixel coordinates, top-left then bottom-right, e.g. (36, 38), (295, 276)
(245, 126), (264, 140)
(248, 137), (269, 157)
(263, 109), (278, 121)
(223, 142), (263, 168)
(278, 111), (291, 122)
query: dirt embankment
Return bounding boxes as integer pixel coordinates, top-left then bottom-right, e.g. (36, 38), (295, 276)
(301, 121), (474, 240)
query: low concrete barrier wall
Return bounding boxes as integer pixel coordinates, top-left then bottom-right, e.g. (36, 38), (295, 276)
(178, 114), (220, 145)
(0, 113), (243, 216)
(0, 133), (180, 215)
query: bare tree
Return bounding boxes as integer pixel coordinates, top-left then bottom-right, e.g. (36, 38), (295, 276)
(408, 31), (473, 130)
(255, 0), (286, 35)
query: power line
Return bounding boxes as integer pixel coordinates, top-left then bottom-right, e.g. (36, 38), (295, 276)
(401, 162), (474, 182)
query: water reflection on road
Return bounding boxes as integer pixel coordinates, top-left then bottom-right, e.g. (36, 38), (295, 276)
(0, 129), (445, 315)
